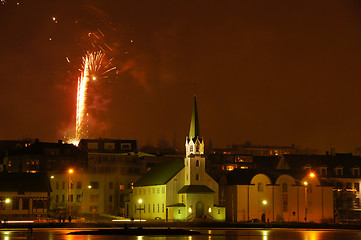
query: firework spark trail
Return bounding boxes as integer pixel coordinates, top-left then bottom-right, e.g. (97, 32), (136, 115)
(72, 51), (115, 145)
(75, 53), (91, 142)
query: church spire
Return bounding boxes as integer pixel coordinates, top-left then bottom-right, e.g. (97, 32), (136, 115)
(189, 95), (200, 140)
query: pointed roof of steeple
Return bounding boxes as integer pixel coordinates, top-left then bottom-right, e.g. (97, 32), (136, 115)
(189, 95), (200, 140)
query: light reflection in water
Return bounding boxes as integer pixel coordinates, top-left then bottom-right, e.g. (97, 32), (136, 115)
(137, 236), (143, 240)
(304, 231), (319, 240)
(262, 230), (269, 240)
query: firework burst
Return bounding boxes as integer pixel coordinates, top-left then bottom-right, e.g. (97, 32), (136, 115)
(72, 51), (115, 145)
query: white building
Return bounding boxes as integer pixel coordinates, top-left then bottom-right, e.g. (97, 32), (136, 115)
(131, 96), (225, 221)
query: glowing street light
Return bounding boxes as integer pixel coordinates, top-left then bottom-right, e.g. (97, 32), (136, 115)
(68, 169), (74, 217)
(262, 200), (267, 205)
(138, 199), (143, 222)
(309, 173), (315, 178)
(5, 199), (10, 204)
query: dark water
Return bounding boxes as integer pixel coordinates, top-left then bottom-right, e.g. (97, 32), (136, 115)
(1, 228), (361, 240)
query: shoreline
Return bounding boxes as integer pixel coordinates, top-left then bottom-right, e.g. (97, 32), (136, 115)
(1, 222), (361, 230)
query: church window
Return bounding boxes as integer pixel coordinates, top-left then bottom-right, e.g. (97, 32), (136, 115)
(153, 204), (155, 213)
(148, 204), (150, 213)
(162, 204), (164, 212)
(257, 183), (264, 192)
(181, 194), (184, 202)
(282, 183), (288, 193)
(190, 145), (193, 152)
(196, 174), (199, 181)
(178, 208), (181, 214)
(196, 160), (199, 166)
(157, 204), (160, 213)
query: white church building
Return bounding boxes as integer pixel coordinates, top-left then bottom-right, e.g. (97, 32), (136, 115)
(130, 96), (225, 221)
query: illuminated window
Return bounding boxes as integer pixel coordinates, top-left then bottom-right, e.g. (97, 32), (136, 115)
(226, 165), (234, 171)
(190, 145), (193, 152)
(119, 185), (124, 190)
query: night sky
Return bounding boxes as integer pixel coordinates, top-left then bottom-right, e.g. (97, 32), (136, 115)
(1, 0), (361, 153)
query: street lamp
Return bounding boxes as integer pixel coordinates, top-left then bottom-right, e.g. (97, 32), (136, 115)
(68, 169), (74, 217)
(138, 199), (143, 222)
(304, 181), (308, 222)
(262, 200), (267, 222)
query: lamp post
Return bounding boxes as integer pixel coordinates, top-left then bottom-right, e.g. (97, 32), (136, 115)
(262, 200), (267, 222)
(68, 169), (74, 217)
(304, 181), (308, 222)
(138, 199), (143, 222)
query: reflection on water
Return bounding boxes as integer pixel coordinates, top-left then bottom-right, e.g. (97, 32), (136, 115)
(0, 228), (360, 240)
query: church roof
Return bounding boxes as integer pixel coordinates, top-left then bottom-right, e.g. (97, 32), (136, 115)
(134, 159), (184, 187)
(189, 96), (200, 140)
(178, 185), (214, 193)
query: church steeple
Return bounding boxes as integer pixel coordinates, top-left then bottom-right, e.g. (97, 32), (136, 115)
(186, 95), (204, 157)
(189, 95), (200, 140)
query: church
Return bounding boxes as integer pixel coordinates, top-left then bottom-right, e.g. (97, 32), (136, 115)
(130, 96), (225, 221)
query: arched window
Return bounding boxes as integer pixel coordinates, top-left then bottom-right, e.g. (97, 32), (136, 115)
(282, 183), (288, 193)
(196, 174), (199, 181)
(196, 160), (199, 166)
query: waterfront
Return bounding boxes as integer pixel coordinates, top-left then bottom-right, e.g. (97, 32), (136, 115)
(1, 228), (361, 240)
